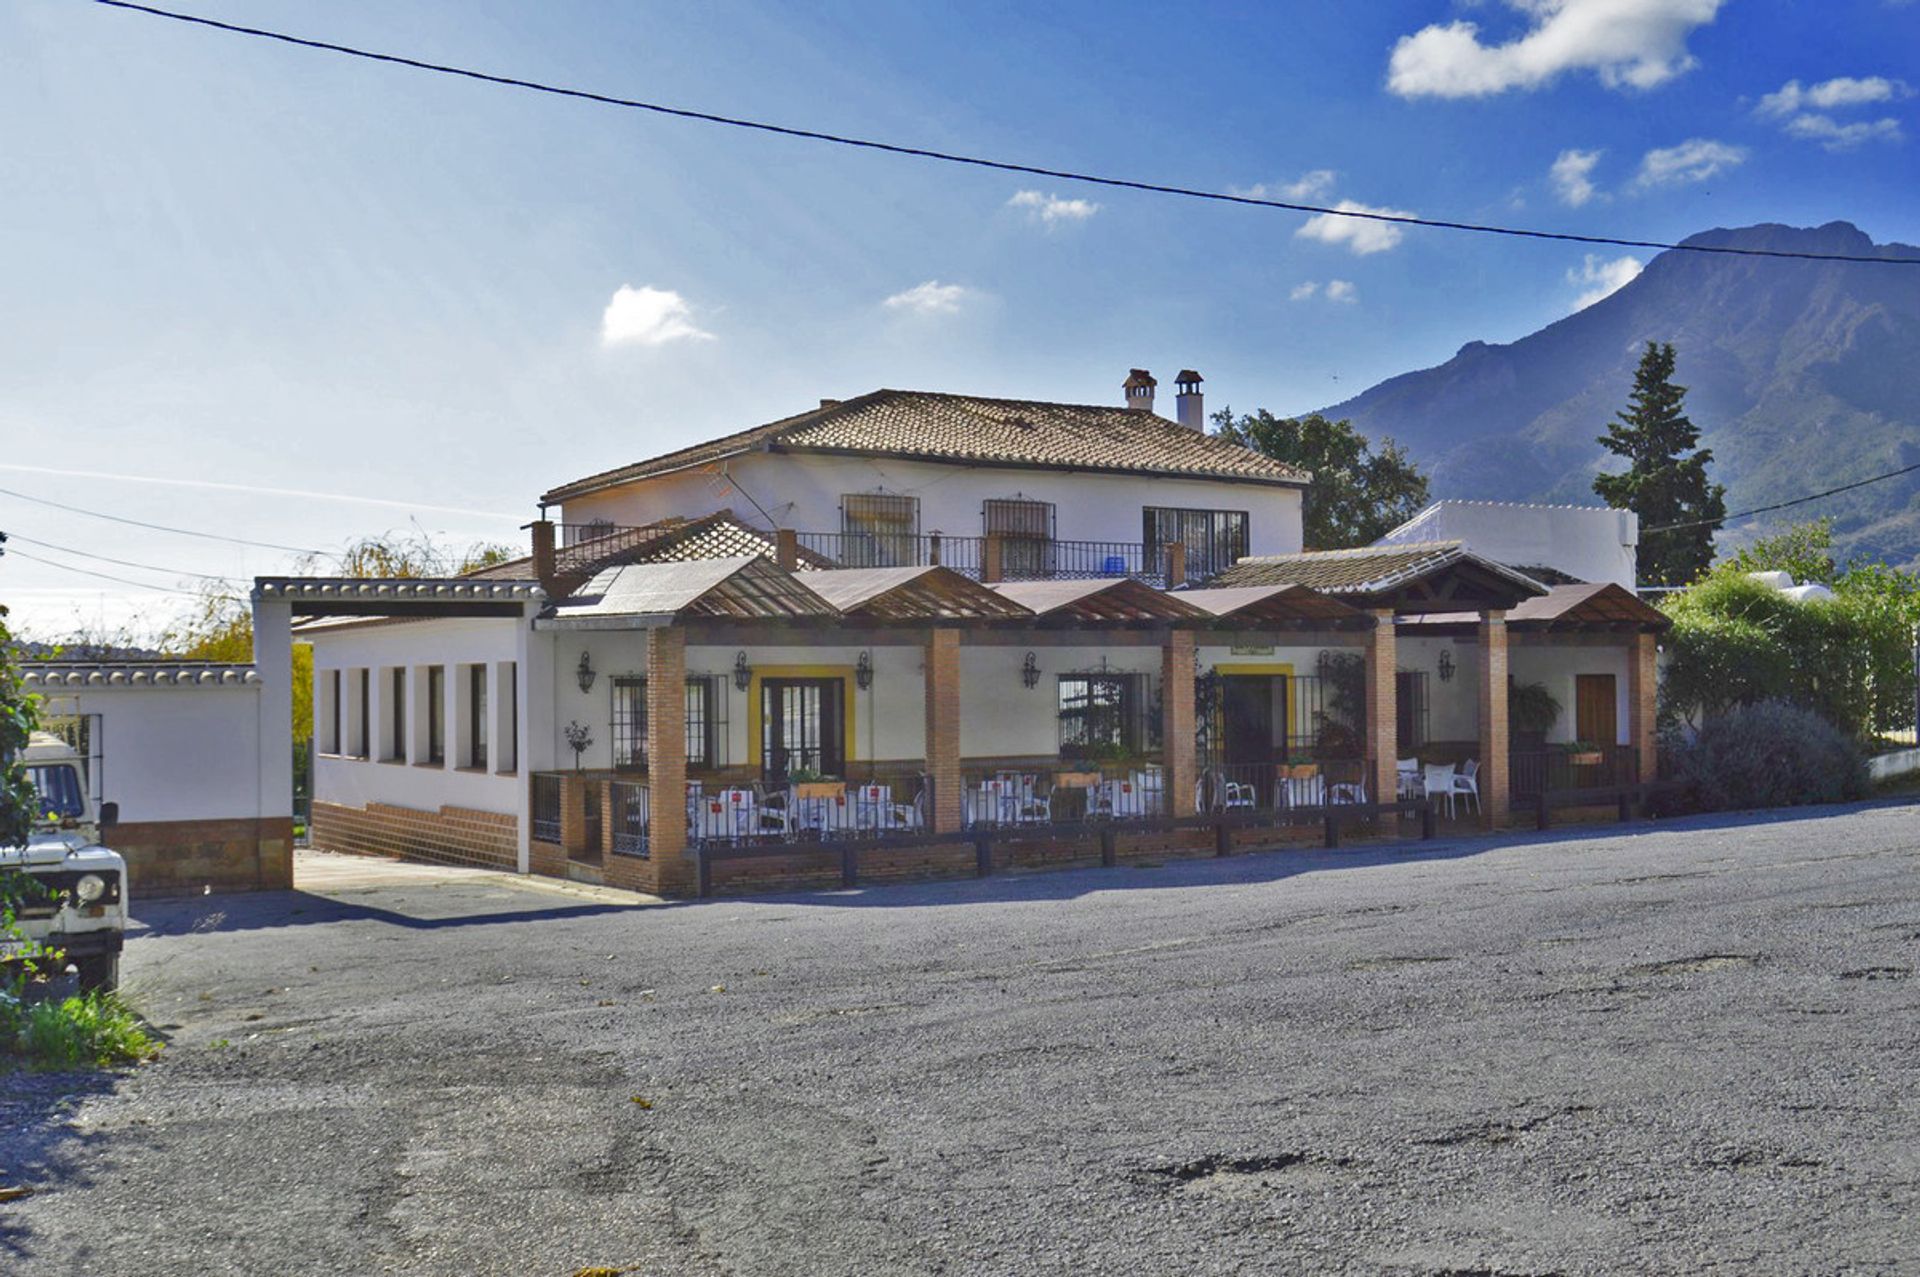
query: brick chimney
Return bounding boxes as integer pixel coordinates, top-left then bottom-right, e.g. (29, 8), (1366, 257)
(530, 518), (558, 597)
(1123, 368), (1157, 413)
(1174, 370), (1204, 431)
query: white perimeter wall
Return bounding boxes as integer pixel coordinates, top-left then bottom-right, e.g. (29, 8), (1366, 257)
(39, 685), (266, 823)
(308, 617), (525, 817)
(560, 452), (1305, 557)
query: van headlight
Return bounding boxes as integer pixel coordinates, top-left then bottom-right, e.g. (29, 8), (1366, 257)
(73, 874), (107, 904)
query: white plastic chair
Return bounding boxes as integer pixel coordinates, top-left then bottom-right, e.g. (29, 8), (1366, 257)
(1450, 758), (1481, 814)
(1423, 764), (1457, 819)
(1396, 758), (1421, 799)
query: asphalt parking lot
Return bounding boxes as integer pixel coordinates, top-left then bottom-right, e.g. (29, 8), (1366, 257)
(4, 805), (1919, 1276)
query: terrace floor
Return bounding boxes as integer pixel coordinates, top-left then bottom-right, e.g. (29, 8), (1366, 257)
(6, 800), (1918, 1274)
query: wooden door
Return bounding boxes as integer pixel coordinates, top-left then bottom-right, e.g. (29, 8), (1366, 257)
(1574, 674), (1618, 745)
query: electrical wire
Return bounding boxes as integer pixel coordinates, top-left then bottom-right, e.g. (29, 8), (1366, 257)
(2, 546), (215, 595)
(1, 531), (241, 583)
(1641, 460), (1920, 536)
(95, 0), (1920, 268)
(0, 485), (324, 554)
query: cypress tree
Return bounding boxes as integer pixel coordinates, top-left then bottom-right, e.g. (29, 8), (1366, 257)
(1594, 342), (1726, 587)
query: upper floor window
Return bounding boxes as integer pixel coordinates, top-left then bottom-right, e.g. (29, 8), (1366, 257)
(983, 497), (1055, 578)
(1143, 507), (1250, 583)
(841, 493), (919, 566)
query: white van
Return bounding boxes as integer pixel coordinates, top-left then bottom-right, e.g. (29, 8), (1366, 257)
(2, 732), (129, 991)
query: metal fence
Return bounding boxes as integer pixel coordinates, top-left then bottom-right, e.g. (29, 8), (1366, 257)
(611, 781), (650, 857)
(793, 531), (1169, 585)
(686, 777), (930, 847)
(531, 772), (562, 844)
(1509, 746), (1639, 802)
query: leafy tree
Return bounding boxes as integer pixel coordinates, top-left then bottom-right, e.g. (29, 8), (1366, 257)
(1594, 342), (1726, 587)
(308, 531), (515, 579)
(1723, 518), (1838, 586)
(0, 604), (40, 849)
(1211, 409), (1430, 549)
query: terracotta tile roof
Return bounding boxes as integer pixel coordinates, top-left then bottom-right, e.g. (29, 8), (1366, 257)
(804, 567), (1035, 621)
(1207, 541), (1545, 598)
(461, 511), (828, 600)
(541, 389), (1308, 503)
(541, 557), (836, 627)
(1179, 584), (1369, 626)
(991, 577), (1210, 622)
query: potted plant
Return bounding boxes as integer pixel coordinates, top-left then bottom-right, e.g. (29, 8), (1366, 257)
(786, 766), (842, 799)
(1563, 740), (1604, 767)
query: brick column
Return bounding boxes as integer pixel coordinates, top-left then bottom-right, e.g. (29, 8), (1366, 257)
(774, 528), (799, 571)
(924, 628), (962, 833)
(559, 774), (591, 856)
(1365, 609), (1398, 809)
(1162, 629), (1197, 817)
(1628, 630), (1658, 784)
(1165, 542), (1188, 590)
(645, 625), (692, 893)
(1477, 612), (1510, 829)
(982, 534), (1004, 584)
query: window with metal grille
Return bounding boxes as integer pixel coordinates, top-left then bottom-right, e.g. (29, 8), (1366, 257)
(760, 677), (845, 781)
(612, 676), (720, 771)
(1142, 507), (1250, 582)
(1057, 673), (1147, 758)
(841, 493), (920, 567)
(1395, 671), (1430, 752)
(984, 497), (1055, 578)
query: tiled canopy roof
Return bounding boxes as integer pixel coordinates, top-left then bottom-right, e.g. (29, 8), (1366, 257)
(464, 511), (828, 600)
(1178, 584), (1369, 627)
(1506, 582), (1671, 630)
(541, 557), (836, 628)
(1207, 541), (1546, 599)
(541, 389), (1308, 503)
(803, 566), (1035, 622)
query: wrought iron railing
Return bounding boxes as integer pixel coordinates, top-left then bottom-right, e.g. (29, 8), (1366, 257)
(1509, 746), (1639, 801)
(685, 777), (930, 847)
(1199, 760), (1373, 813)
(531, 772), (563, 844)
(611, 780), (649, 857)
(794, 531), (1172, 585)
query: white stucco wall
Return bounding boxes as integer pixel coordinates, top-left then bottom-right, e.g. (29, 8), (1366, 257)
(307, 616), (527, 816)
(559, 452), (1304, 558)
(36, 684), (267, 823)
(959, 644), (1164, 760)
(1510, 641), (1631, 746)
(1376, 501), (1639, 590)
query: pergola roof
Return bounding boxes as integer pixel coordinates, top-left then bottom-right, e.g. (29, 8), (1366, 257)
(1179, 584), (1370, 628)
(991, 577), (1209, 623)
(803, 566), (1036, 622)
(1508, 582), (1671, 631)
(1207, 541), (1546, 613)
(539, 557), (837, 629)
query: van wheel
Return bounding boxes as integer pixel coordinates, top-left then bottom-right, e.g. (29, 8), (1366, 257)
(74, 955), (119, 994)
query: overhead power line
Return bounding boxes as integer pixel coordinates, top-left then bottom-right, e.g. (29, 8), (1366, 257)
(1642, 460), (1920, 536)
(0, 485), (323, 555)
(96, 0), (1920, 268)
(2, 545), (213, 596)
(0, 530), (239, 583)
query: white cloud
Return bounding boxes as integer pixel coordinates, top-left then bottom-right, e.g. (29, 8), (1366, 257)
(1289, 282), (1320, 301)
(599, 284), (713, 347)
(1295, 200), (1415, 255)
(1550, 147), (1604, 206)
(1387, 0), (1726, 99)
(1757, 75), (1910, 117)
(1007, 189), (1100, 225)
(1782, 113), (1904, 149)
(1631, 137), (1747, 188)
(1567, 253), (1643, 309)
(1324, 280), (1359, 304)
(1239, 169), (1338, 201)
(881, 280), (974, 316)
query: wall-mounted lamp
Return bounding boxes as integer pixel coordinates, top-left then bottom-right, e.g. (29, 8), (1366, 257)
(1438, 648), (1456, 683)
(855, 650), (874, 690)
(576, 650), (597, 694)
(733, 650), (753, 691)
(1020, 651), (1041, 690)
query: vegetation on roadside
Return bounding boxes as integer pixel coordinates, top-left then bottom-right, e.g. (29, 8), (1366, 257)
(1673, 700), (1867, 811)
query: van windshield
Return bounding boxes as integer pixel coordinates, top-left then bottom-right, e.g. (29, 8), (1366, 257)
(28, 765), (86, 821)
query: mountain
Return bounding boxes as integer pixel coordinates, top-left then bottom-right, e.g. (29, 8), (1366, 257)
(1318, 222), (1920, 566)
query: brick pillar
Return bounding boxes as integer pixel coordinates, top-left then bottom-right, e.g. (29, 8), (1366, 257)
(774, 528), (799, 571)
(1162, 629), (1197, 817)
(1628, 630), (1658, 784)
(1365, 609), (1398, 810)
(531, 519), (558, 597)
(982, 534), (1004, 584)
(559, 774), (591, 855)
(1477, 612), (1510, 829)
(645, 626), (692, 894)
(924, 628), (962, 833)
(1166, 542), (1188, 590)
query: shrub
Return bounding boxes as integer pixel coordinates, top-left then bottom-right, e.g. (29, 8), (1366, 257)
(1676, 700), (1868, 812)
(10, 991), (160, 1071)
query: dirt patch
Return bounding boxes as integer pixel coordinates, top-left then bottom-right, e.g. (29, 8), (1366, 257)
(1416, 1105), (1593, 1147)
(1626, 954), (1758, 976)
(1139, 1152), (1348, 1199)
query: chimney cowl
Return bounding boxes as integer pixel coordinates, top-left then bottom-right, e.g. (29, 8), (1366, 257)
(1123, 368), (1156, 412)
(1174, 369), (1205, 431)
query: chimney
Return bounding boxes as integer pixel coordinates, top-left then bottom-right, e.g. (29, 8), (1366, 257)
(531, 518), (558, 597)
(1174, 369), (1204, 431)
(1122, 368), (1157, 413)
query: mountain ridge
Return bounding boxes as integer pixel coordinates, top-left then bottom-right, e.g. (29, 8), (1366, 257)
(1317, 221), (1920, 565)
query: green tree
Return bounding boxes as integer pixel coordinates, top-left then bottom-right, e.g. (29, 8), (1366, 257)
(1594, 342), (1726, 587)
(1723, 518), (1837, 586)
(1211, 409), (1430, 549)
(0, 604), (40, 848)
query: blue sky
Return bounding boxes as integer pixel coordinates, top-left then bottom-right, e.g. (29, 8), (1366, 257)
(3, 0), (1917, 636)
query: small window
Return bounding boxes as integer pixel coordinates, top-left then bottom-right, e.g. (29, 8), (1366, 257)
(356, 669), (371, 759)
(427, 666), (445, 764)
(326, 669), (342, 755)
(841, 493), (920, 566)
(984, 497), (1055, 578)
(1143, 507), (1250, 582)
(391, 667), (407, 760)
(498, 662), (517, 773)
(1057, 673), (1146, 760)
(469, 664), (489, 770)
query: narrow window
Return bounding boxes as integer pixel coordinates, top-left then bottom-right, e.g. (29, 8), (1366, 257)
(611, 676), (646, 771)
(469, 664), (488, 770)
(391, 667), (407, 760)
(328, 670), (342, 755)
(499, 662), (517, 772)
(357, 670), (371, 759)
(427, 666), (445, 764)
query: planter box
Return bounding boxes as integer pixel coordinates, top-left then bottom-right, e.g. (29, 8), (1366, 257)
(1565, 752), (1603, 767)
(1054, 771), (1101, 789)
(791, 781), (844, 800)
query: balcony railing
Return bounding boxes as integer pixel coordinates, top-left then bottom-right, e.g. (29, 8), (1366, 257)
(794, 531), (1170, 586)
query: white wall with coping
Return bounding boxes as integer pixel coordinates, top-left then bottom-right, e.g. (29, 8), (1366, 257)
(1510, 640), (1631, 746)
(307, 615), (526, 818)
(559, 452), (1305, 558)
(1396, 635), (1482, 743)
(960, 643), (1162, 759)
(35, 683), (268, 823)
(1376, 501), (1638, 590)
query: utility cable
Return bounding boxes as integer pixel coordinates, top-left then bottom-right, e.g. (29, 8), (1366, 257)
(0, 530), (241, 582)
(0, 485), (324, 554)
(2, 546), (215, 595)
(1641, 460), (1920, 536)
(94, 1), (1920, 268)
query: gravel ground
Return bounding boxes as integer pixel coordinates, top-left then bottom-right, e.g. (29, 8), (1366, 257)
(5, 803), (1919, 1276)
